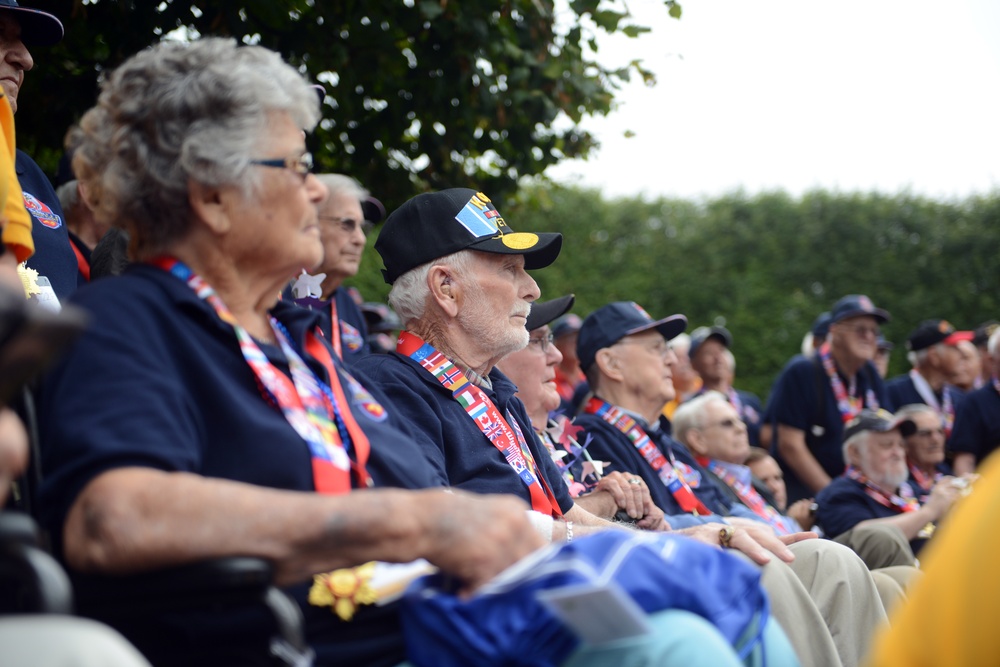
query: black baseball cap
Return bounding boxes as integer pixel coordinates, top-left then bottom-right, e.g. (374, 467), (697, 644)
(374, 188), (562, 284)
(0, 0), (63, 47)
(551, 313), (583, 340)
(689, 325), (732, 359)
(577, 301), (687, 372)
(830, 294), (890, 325)
(843, 409), (908, 443)
(525, 294), (574, 332)
(906, 319), (973, 352)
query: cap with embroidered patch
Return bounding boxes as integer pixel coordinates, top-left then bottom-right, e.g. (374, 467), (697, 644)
(830, 294), (890, 325)
(374, 188), (562, 284)
(906, 319), (974, 352)
(843, 409), (910, 443)
(577, 301), (687, 372)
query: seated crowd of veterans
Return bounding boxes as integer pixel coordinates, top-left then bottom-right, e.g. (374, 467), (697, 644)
(1, 23), (999, 667)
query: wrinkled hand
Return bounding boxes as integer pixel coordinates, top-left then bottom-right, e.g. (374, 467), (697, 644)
(786, 499), (816, 531)
(595, 471), (655, 522)
(706, 517), (816, 565)
(421, 490), (546, 595)
(927, 476), (963, 519)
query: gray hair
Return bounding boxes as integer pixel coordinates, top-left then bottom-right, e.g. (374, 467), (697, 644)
(315, 173), (369, 204)
(990, 327), (1000, 357)
(56, 180), (81, 214)
(894, 403), (938, 424)
(387, 249), (474, 325)
(842, 429), (871, 464)
(906, 346), (934, 368)
(673, 390), (729, 447)
(71, 37), (320, 259)
(668, 332), (691, 355)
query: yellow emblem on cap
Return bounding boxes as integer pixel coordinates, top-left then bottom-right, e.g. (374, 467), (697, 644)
(308, 561), (378, 621)
(501, 232), (539, 250)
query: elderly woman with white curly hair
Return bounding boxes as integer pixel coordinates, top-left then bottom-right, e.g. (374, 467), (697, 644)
(34, 37), (549, 666)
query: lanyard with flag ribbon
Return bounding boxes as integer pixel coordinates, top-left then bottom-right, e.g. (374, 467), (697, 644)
(818, 342), (879, 424)
(585, 397), (712, 516)
(153, 257), (370, 494)
(908, 463), (943, 501)
(327, 299), (342, 360)
(908, 369), (955, 438)
(845, 466), (918, 513)
(706, 460), (791, 535)
(397, 331), (563, 518)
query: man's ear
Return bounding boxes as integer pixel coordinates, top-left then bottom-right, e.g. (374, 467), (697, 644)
(685, 427), (708, 457)
(427, 265), (459, 318)
(188, 179), (231, 236)
(595, 347), (623, 383)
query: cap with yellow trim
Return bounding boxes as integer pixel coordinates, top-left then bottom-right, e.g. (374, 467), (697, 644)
(374, 188), (562, 284)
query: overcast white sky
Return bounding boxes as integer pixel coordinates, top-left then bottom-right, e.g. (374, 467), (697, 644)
(545, 0), (1000, 200)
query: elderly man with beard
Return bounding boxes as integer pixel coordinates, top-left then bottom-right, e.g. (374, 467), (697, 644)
(815, 409), (963, 557)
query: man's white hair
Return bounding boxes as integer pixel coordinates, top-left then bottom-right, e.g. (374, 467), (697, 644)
(673, 390), (729, 447)
(989, 327), (1000, 358)
(387, 250), (473, 325)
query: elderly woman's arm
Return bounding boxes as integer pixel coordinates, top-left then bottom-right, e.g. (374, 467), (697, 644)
(64, 468), (544, 591)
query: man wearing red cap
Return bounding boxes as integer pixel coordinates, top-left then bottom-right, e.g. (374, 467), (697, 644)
(885, 319), (971, 439)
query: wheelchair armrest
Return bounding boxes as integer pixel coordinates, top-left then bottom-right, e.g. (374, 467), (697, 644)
(0, 539), (74, 614)
(73, 556), (276, 615)
(0, 510), (41, 547)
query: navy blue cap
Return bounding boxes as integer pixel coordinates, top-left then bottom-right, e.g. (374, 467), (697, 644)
(689, 325), (732, 359)
(526, 294), (574, 332)
(375, 188), (562, 284)
(830, 294), (890, 325)
(577, 301), (687, 372)
(0, 0), (63, 47)
(876, 335), (894, 351)
(811, 311), (833, 339)
(551, 313), (583, 340)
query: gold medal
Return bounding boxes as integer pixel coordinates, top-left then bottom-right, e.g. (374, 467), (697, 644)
(17, 262), (41, 297)
(308, 561), (378, 621)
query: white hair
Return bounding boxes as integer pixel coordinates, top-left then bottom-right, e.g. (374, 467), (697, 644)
(801, 332), (815, 358)
(842, 430), (871, 465)
(906, 346), (934, 368)
(673, 390), (729, 447)
(990, 327), (1000, 357)
(387, 249), (473, 325)
(668, 332), (691, 355)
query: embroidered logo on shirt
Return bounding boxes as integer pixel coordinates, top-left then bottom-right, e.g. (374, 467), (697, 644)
(345, 373), (387, 422)
(23, 192), (62, 229)
(340, 320), (364, 352)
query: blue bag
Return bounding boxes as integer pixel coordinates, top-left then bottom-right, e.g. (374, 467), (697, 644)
(401, 530), (769, 667)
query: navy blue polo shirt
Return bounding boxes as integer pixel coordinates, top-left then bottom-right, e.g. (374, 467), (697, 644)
(885, 373), (965, 422)
(36, 263), (445, 667)
(16, 150), (78, 301)
(574, 410), (765, 525)
(354, 351), (575, 515)
(814, 476), (928, 555)
(948, 384), (1000, 465)
(768, 354), (891, 503)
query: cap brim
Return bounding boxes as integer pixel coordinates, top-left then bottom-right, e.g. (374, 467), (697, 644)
(944, 331), (974, 345)
(626, 314), (688, 342)
(525, 294), (574, 332)
(835, 308), (891, 325)
(362, 197), (386, 223)
(8, 8), (63, 47)
(468, 232), (562, 270)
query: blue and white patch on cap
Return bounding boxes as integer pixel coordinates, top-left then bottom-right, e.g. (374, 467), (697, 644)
(454, 192), (501, 238)
(23, 192), (62, 229)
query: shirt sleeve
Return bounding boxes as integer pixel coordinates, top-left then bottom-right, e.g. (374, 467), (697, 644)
(770, 359), (816, 432)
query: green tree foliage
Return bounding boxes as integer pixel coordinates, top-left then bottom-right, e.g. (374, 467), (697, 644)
(350, 185), (998, 400)
(19, 0), (679, 205)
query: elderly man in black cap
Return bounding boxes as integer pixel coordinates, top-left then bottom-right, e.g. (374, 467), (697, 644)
(814, 409), (964, 557)
(0, 1), (78, 307)
(885, 319), (971, 439)
(768, 295), (893, 505)
(688, 325), (764, 447)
